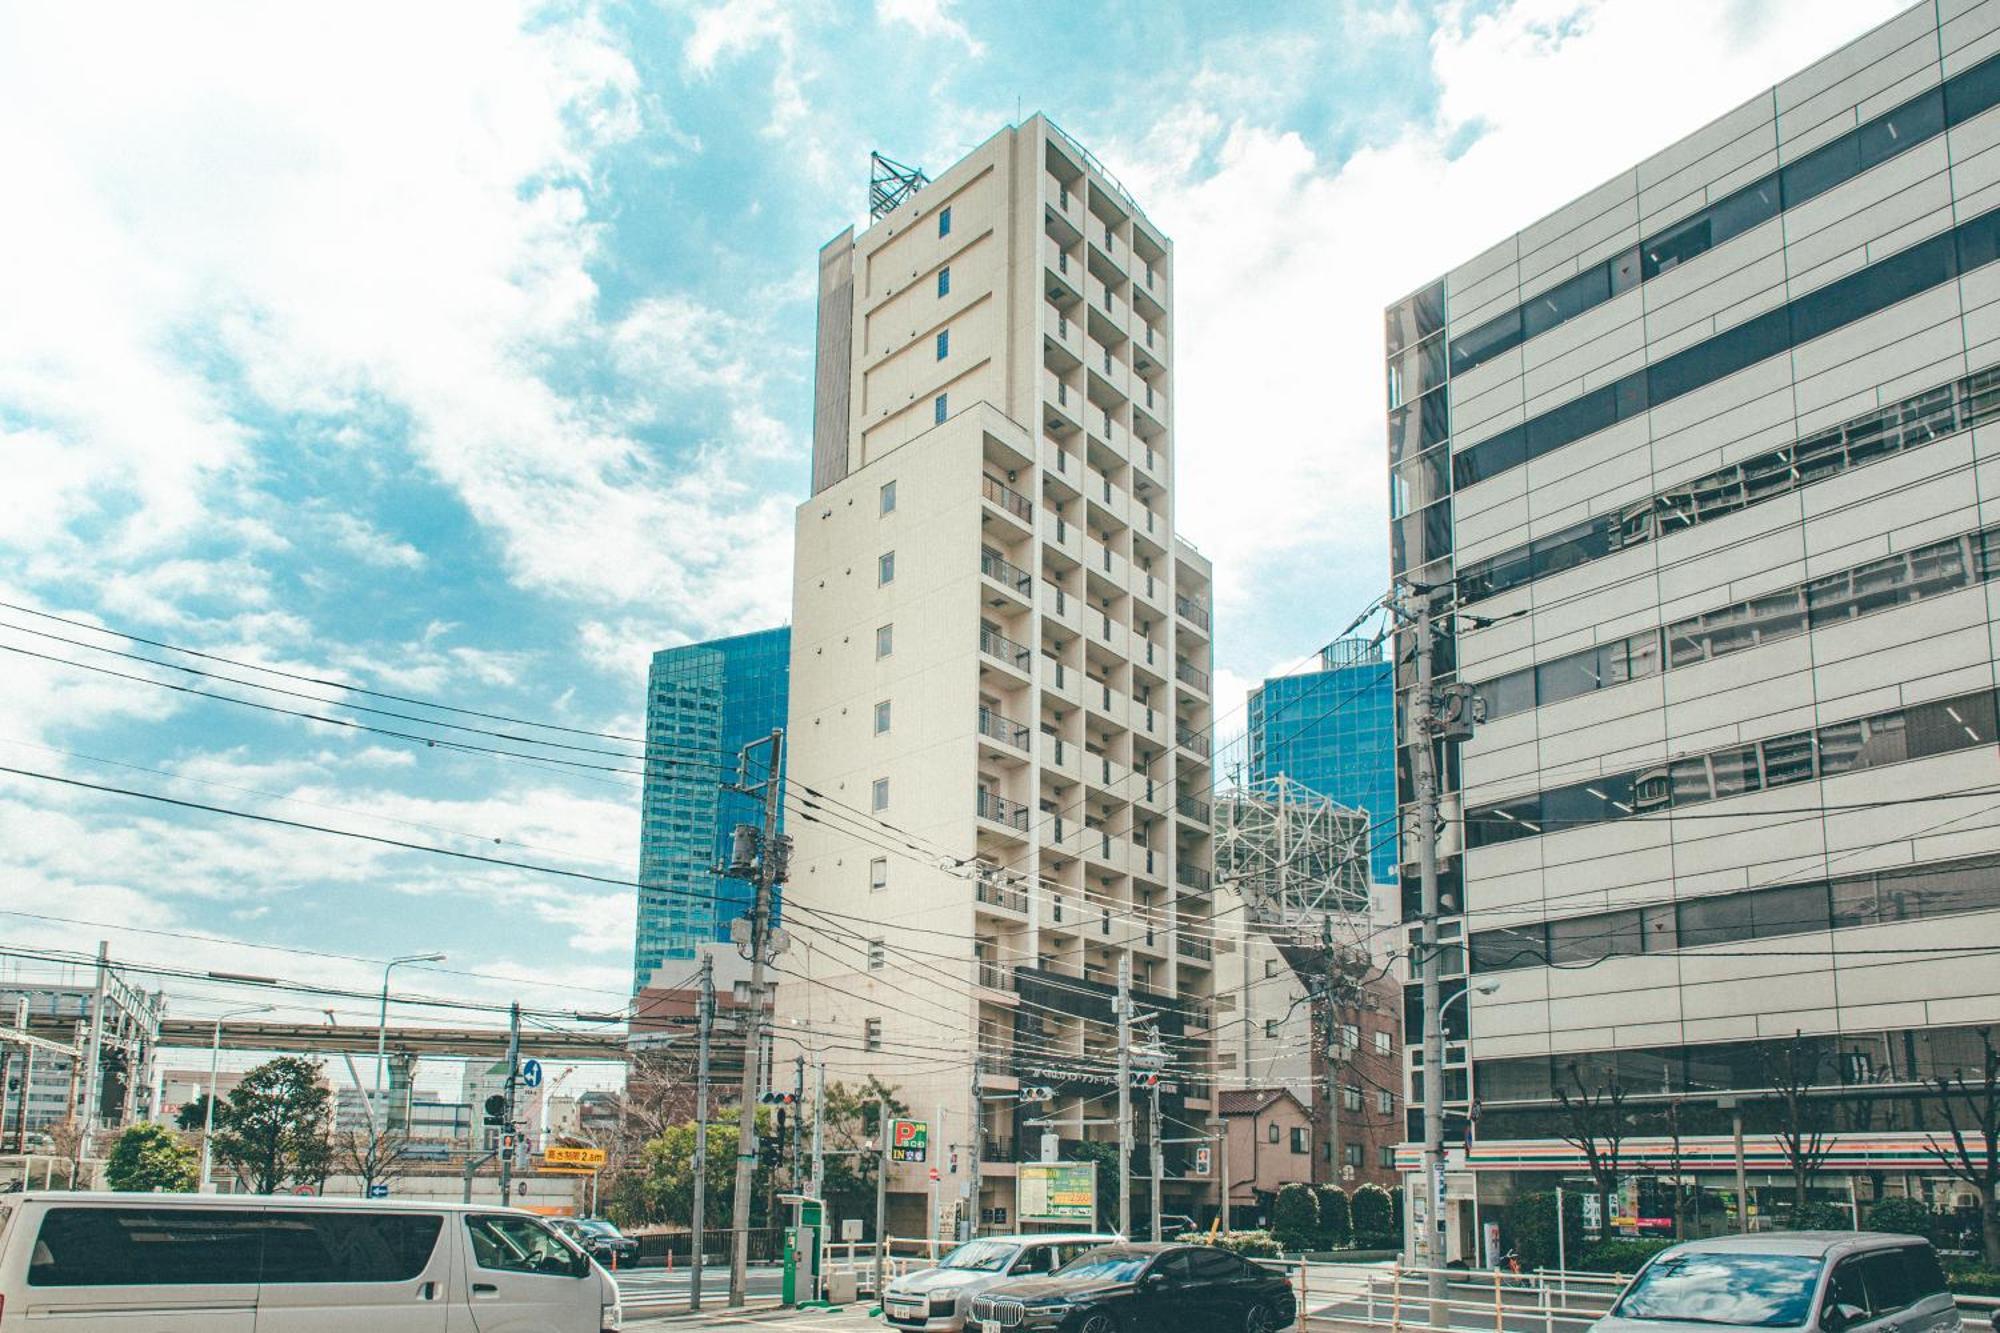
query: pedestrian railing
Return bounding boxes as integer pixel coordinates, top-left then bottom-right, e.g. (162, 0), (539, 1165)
(1286, 1261), (1630, 1333)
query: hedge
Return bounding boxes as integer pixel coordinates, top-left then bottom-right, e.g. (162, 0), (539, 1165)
(1202, 1230), (1285, 1258)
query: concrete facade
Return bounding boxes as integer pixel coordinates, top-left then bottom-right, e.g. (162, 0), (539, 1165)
(782, 115), (1221, 1237)
(1389, 0), (2000, 1252)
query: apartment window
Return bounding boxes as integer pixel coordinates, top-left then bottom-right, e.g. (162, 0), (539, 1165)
(879, 551), (895, 585)
(934, 393), (948, 424)
(871, 778), (889, 811)
(880, 479), (896, 514)
(1263, 1019), (1280, 1039)
(1267, 1123), (1281, 1144)
(1379, 1145), (1397, 1169)
(1345, 1143), (1363, 1169)
(867, 939), (886, 971)
(1263, 958), (1280, 978)
(874, 700), (891, 734)
(876, 624), (893, 658)
(1339, 1024), (1359, 1051)
(936, 329), (949, 360)
(1290, 1127), (1308, 1154)
(1341, 1085), (1362, 1113)
(869, 857), (888, 891)
(1377, 1090), (1394, 1115)
(1373, 1030), (1391, 1056)
(938, 206), (952, 238)
(864, 1018), (883, 1052)
(937, 267), (950, 298)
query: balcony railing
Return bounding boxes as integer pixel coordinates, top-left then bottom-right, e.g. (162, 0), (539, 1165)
(1176, 661), (1210, 692)
(980, 1137), (1016, 1163)
(1176, 863), (1213, 893)
(1176, 725), (1211, 758)
(981, 550), (1032, 596)
(977, 790), (1030, 830)
(1176, 595), (1211, 630)
(980, 627), (1031, 672)
(1176, 795), (1211, 824)
(975, 875), (1029, 914)
(977, 706), (1030, 751)
(1176, 934), (1214, 961)
(976, 959), (1015, 991)
(983, 474), (1033, 522)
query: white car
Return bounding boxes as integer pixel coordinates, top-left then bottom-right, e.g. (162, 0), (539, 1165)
(0, 1190), (622, 1331)
(882, 1233), (1120, 1331)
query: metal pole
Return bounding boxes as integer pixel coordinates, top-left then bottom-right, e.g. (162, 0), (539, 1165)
(199, 1018), (222, 1190)
(498, 1002), (520, 1204)
(873, 1095), (888, 1300)
(1555, 1186), (1567, 1284)
(1149, 1079), (1163, 1242)
(1730, 1101), (1750, 1234)
(1117, 953), (1132, 1238)
(966, 1058), (982, 1240)
(74, 942), (108, 1185)
(1409, 591), (1447, 1326)
(792, 1055), (805, 1190)
(931, 1100), (944, 1248)
(812, 1057), (826, 1202)
(17, 1047), (34, 1154)
(691, 954), (714, 1313)
(1220, 1113), (1232, 1232)
(731, 728), (785, 1307)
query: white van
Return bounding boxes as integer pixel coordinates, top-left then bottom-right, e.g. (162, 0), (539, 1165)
(0, 1191), (622, 1330)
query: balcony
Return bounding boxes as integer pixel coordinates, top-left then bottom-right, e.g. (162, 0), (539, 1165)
(1133, 570), (1165, 616)
(1175, 723), (1211, 759)
(1044, 237), (1080, 298)
(1175, 660), (1210, 695)
(1176, 934), (1213, 962)
(1084, 829), (1127, 874)
(1087, 539), (1128, 586)
(1039, 729), (1081, 779)
(981, 549), (1033, 601)
(1176, 862), (1213, 893)
(983, 474), (1033, 527)
(1175, 795), (1211, 825)
(1087, 471), (1130, 528)
(1044, 511), (1084, 565)
(1086, 611), (1127, 657)
(1044, 657), (1082, 707)
(1040, 580), (1082, 636)
(977, 790), (1030, 831)
(976, 705), (1030, 752)
(1175, 595), (1211, 633)
(1043, 371), (1081, 434)
(1130, 700), (1164, 744)
(1138, 378), (1167, 419)
(979, 626), (1031, 675)
(1043, 300), (1082, 363)
(1133, 443), (1165, 491)
(1084, 676), (1126, 722)
(977, 959), (1018, 991)
(1046, 172), (1083, 232)
(975, 874), (1029, 915)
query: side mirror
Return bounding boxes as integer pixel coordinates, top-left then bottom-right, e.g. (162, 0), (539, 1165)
(1142, 1271), (1168, 1288)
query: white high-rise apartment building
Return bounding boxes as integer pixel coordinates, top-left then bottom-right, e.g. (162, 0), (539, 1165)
(1389, 0), (2000, 1256)
(783, 116), (1220, 1237)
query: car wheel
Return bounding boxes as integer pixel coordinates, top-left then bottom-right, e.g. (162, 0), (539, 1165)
(1244, 1301), (1281, 1333)
(1075, 1312), (1120, 1333)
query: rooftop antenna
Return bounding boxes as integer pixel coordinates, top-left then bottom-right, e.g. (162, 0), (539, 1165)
(869, 151), (929, 221)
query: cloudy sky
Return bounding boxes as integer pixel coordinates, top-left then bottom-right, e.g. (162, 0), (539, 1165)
(0, 0), (1907, 1045)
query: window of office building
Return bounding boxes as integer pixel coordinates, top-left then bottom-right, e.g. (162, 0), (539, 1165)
(874, 700), (891, 734)
(880, 480), (896, 514)
(876, 624), (893, 658)
(879, 551), (895, 585)
(872, 778), (889, 811)
(938, 206), (952, 238)
(869, 858), (888, 891)
(937, 267), (950, 297)
(865, 1018), (883, 1051)
(934, 393), (948, 424)
(936, 329), (949, 360)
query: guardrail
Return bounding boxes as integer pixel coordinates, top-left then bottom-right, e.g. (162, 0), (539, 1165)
(1284, 1261), (1629, 1333)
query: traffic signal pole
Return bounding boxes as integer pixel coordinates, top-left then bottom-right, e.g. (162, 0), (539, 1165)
(1116, 953), (1132, 1237)
(499, 1001), (520, 1204)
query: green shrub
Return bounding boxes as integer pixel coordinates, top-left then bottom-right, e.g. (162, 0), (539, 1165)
(1945, 1267), (2000, 1296)
(1272, 1182), (1319, 1251)
(1788, 1202), (1852, 1231)
(1352, 1183), (1395, 1248)
(1316, 1185), (1352, 1247)
(1206, 1230), (1284, 1258)
(1504, 1189), (1584, 1273)
(1577, 1239), (1675, 1274)
(1865, 1198), (1935, 1239)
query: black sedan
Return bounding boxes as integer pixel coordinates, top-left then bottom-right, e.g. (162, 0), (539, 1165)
(966, 1243), (1296, 1333)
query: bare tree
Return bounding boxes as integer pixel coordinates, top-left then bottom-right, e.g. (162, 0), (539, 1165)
(1555, 1066), (1628, 1237)
(1655, 1099), (1691, 1239)
(1924, 1026), (2000, 1267)
(1772, 1032), (1836, 1214)
(331, 1130), (413, 1197)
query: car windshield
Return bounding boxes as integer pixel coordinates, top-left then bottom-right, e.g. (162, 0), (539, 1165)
(1053, 1252), (1149, 1283)
(939, 1241), (1017, 1272)
(1613, 1253), (1824, 1327)
(579, 1220), (621, 1237)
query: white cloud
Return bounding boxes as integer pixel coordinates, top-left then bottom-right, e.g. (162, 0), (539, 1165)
(323, 513), (425, 571)
(876, 0), (985, 56)
(1109, 0), (1905, 643)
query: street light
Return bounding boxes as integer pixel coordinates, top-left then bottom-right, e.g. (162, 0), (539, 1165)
(199, 1004), (274, 1191)
(375, 953), (445, 1138)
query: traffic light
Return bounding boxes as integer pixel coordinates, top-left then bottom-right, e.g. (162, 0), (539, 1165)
(483, 1094), (507, 1126)
(757, 1091), (798, 1105)
(757, 1136), (781, 1171)
(776, 1107), (788, 1142)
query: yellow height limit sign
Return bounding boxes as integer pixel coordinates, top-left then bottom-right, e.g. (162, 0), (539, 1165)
(543, 1146), (607, 1168)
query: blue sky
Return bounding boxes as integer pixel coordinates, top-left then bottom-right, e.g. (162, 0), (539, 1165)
(0, 0), (1906, 1047)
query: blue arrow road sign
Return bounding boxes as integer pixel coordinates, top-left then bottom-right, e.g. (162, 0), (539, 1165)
(366, 1184), (389, 1199)
(521, 1058), (543, 1089)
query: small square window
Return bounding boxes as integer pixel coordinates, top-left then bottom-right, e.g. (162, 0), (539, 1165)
(938, 206), (952, 238)
(1373, 1030), (1391, 1056)
(1290, 1127), (1308, 1154)
(937, 267), (950, 298)
(1267, 1123), (1280, 1144)
(869, 857), (888, 891)
(876, 624), (893, 658)
(879, 551), (896, 585)
(880, 480), (896, 514)
(936, 329), (949, 360)
(868, 939), (885, 971)
(934, 393), (948, 424)
(874, 700), (892, 734)
(1344, 1143), (1362, 1168)
(1377, 1089), (1394, 1115)
(1378, 1145), (1397, 1169)
(1262, 1019), (1279, 1039)
(1263, 958), (1279, 978)
(864, 1018), (883, 1051)
(871, 778), (890, 811)
(1342, 1085), (1362, 1112)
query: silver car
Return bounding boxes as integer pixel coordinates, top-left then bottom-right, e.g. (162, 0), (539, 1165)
(882, 1233), (1120, 1331)
(1592, 1232), (1959, 1333)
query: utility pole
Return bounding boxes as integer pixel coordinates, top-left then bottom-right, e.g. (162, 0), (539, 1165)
(1220, 1113), (1232, 1231)
(729, 728), (786, 1308)
(811, 1057), (825, 1201)
(1321, 916), (1343, 1191)
(1405, 587), (1448, 1326)
(690, 955), (715, 1313)
(791, 1056), (805, 1190)
(966, 1059), (983, 1241)
(73, 941), (108, 1185)
(1115, 953), (1133, 1238)
(498, 1002), (521, 1205)
(1148, 1077), (1163, 1243)
(873, 1095), (889, 1300)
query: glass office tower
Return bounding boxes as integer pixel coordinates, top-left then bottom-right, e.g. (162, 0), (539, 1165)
(1247, 639), (1396, 883)
(632, 626), (790, 992)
